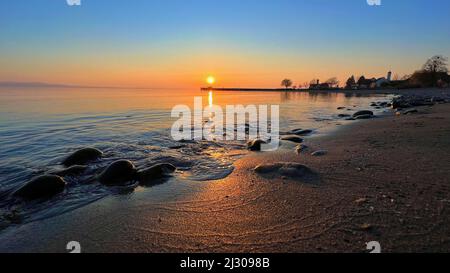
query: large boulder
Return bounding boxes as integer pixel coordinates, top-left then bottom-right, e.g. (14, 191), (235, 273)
(62, 148), (103, 167)
(14, 175), (66, 200)
(98, 160), (137, 185)
(136, 163), (176, 184)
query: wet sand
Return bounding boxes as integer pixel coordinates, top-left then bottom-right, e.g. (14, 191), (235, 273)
(1, 90), (450, 253)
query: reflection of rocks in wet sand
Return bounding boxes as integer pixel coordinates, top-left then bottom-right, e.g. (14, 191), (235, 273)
(62, 148), (103, 167)
(14, 175), (67, 200)
(137, 163), (176, 186)
(254, 162), (318, 182)
(98, 160), (137, 186)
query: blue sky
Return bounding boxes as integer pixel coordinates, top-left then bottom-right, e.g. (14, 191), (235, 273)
(1, 0), (449, 87)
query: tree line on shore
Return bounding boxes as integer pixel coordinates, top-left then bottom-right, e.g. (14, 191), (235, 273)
(281, 55), (449, 90)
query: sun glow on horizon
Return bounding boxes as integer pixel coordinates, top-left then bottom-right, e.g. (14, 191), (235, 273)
(206, 76), (216, 85)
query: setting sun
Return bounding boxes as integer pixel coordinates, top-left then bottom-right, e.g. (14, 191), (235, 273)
(206, 76), (216, 85)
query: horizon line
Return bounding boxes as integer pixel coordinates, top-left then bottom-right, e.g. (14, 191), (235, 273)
(0, 81), (189, 90)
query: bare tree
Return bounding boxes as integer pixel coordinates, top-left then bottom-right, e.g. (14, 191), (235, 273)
(281, 79), (293, 89)
(422, 55), (448, 73)
(325, 77), (339, 88)
(401, 74), (411, 80)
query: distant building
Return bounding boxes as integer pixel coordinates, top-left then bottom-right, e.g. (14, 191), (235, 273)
(357, 71), (393, 89)
(372, 71), (392, 88)
(309, 80), (331, 89)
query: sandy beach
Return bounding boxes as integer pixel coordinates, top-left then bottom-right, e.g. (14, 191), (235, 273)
(0, 89), (449, 253)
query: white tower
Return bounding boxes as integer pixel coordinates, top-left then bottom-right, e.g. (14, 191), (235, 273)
(387, 71), (392, 81)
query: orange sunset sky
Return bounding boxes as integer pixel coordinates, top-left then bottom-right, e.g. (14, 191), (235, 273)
(1, 1), (449, 88)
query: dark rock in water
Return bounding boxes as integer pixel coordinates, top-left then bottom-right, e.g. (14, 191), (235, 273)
(51, 165), (87, 177)
(247, 139), (266, 151)
(354, 114), (373, 120)
(14, 175), (66, 200)
(136, 163), (176, 185)
(254, 162), (316, 181)
(290, 129), (313, 136)
(392, 95), (438, 110)
(98, 160), (137, 185)
(168, 144), (186, 149)
(403, 109), (418, 115)
(289, 128), (303, 132)
(295, 144), (309, 154)
(353, 110), (374, 118)
(392, 97), (406, 109)
(62, 148), (103, 167)
(337, 107), (345, 110)
(311, 150), (327, 156)
(431, 97), (445, 103)
(281, 136), (304, 143)
(338, 114), (351, 118)
(411, 100), (434, 107)
(178, 139), (196, 144)
(280, 128), (303, 135)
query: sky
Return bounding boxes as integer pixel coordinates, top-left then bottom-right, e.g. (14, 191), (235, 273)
(0, 0), (449, 88)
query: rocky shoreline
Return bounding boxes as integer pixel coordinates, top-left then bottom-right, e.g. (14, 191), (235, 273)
(5, 89), (450, 212)
(1, 88), (450, 252)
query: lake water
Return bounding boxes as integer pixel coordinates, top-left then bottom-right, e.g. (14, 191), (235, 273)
(0, 88), (392, 227)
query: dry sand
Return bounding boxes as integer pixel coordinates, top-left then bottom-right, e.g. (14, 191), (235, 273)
(0, 91), (449, 253)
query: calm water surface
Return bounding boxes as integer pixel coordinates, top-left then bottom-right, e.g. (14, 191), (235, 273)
(0, 88), (392, 227)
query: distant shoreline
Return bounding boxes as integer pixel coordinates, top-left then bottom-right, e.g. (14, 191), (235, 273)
(201, 87), (385, 93)
(201, 87), (450, 95)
